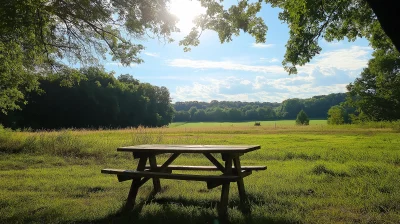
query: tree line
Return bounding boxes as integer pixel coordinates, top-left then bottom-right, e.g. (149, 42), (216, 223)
(173, 93), (348, 122)
(0, 67), (174, 129)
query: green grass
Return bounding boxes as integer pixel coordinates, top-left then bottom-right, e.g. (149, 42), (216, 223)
(1, 121), (400, 223)
(169, 120), (328, 128)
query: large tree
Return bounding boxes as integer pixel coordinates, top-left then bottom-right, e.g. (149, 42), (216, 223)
(346, 33), (400, 121)
(0, 0), (268, 113)
(1, 0), (399, 113)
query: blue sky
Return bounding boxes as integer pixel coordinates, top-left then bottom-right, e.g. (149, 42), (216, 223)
(103, 0), (372, 103)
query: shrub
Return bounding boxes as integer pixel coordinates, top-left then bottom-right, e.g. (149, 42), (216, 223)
(327, 105), (347, 125)
(295, 110), (309, 125)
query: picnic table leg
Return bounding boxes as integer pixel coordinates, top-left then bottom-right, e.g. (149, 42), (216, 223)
(233, 157), (247, 208)
(126, 155), (147, 208)
(149, 155), (161, 193)
(219, 155), (232, 217)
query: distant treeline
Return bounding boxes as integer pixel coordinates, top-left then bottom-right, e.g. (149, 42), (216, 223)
(0, 67), (174, 129)
(0, 66), (349, 129)
(173, 93), (347, 122)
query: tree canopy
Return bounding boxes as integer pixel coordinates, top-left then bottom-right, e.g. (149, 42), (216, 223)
(327, 105), (348, 125)
(172, 93), (347, 122)
(1, 0), (399, 114)
(346, 33), (400, 121)
(0, 67), (174, 129)
(185, 0), (400, 73)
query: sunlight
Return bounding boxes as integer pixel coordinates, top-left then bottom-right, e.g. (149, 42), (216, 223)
(169, 0), (206, 33)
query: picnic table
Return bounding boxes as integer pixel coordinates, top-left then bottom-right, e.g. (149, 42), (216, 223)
(101, 144), (266, 216)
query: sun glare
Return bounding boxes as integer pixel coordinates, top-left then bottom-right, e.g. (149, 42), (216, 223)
(169, 0), (206, 33)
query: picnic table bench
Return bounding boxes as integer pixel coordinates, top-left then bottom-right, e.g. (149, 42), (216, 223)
(101, 144), (266, 216)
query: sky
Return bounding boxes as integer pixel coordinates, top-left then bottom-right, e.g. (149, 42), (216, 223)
(103, 0), (372, 103)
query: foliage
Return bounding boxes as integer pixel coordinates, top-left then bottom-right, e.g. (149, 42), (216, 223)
(0, 67), (173, 129)
(296, 110), (309, 125)
(0, 0), (269, 113)
(278, 93), (347, 119)
(2, 0), (399, 116)
(0, 42), (40, 113)
(173, 93), (346, 122)
(181, 1), (400, 71)
(263, 0), (400, 75)
(345, 22), (400, 122)
(327, 105), (348, 125)
(0, 0), (178, 112)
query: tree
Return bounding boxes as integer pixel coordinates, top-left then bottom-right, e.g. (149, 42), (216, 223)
(245, 109), (259, 121)
(188, 107), (198, 121)
(0, 0), (267, 113)
(0, 0), (172, 112)
(2, 0), (400, 113)
(279, 99), (303, 119)
(118, 74), (139, 85)
(296, 110), (310, 125)
(194, 109), (207, 121)
(171, 93), (347, 122)
(0, 67), (174, 129)
(346, 38), (400, 121)
(227, 108), (242, 121)
(327, 105), (347, 125)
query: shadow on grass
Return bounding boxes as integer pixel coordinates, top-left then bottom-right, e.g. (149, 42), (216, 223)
(74, 193), (297, 224)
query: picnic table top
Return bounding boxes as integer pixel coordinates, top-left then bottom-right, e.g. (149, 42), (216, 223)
(117, 144), (261, 154)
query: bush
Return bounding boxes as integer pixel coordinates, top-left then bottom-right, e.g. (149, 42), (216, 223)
(327, 105), (348, 125)
(295, 110), (309, 125)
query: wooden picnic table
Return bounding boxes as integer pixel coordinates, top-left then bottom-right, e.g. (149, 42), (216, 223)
(102, 144), (266, 216)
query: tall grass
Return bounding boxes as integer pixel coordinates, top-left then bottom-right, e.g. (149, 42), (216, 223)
(1, 121), (400, 223)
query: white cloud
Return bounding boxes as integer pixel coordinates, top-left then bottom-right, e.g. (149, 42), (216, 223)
(166, 59), (285, 73)
(260, 57), (279, 63)
(167, 45), (372, 102)
(298, 46), (371, 75)
(219, 94), (250, 101)
(174, 82), (218, 102)
(144, 52), (160, 57)
(167, 46), (370, 76)
(172, 74), (350, 103)
(240, 80), (251, 85)
(252, 43), (274, 48)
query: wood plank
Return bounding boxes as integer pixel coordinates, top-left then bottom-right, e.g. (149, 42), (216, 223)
(126, 156), (147, 207)
(118, 144), (261, 153)
(118, 174), (134, 182)
(135, 153), (180, 187)
(117, 166), (260, 182)
(149, 155), (161, 193)
(203, 153), (225, 172)
(144, 165), (266, 171)
(207, 170), (252, 189)
(233, 157), (246, 205)
(101, 169), (241, 182)
(219, 156), (233, 217)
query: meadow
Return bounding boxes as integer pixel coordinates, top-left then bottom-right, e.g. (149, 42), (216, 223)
(1, 120), (400, 223)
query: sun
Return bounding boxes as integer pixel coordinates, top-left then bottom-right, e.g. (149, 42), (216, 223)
(169, 0), (206, 33)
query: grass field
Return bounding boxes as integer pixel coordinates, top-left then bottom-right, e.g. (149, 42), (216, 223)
(1, 121), (400, 223)
(168, 120), (328, 128)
